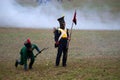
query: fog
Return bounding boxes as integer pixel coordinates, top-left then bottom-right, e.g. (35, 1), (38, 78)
(0, 0), (120, 30)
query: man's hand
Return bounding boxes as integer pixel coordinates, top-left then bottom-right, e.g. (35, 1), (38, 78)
(55, 41), (59, 45)
(55, 41), (59, 48)
(67, 37), (71, 41)
(39, 51), (41, 53)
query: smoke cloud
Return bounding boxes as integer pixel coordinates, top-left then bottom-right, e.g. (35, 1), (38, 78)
(0, 0), (120, 30)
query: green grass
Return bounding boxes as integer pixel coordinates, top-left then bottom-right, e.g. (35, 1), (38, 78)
(0, 27), (120, 80)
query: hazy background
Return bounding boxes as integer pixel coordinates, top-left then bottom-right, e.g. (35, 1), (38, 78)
(0, 0), (120, 30)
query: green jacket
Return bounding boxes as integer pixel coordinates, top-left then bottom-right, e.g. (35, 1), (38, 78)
(20, 44), (40, 69)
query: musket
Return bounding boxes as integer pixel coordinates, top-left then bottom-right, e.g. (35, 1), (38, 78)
(34, 47), (49, 58)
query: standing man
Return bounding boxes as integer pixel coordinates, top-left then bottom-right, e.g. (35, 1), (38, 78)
(15, 38), (41, 71)
(53, 16), (70, 67)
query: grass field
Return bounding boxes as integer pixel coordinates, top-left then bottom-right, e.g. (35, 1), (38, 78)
(0, 27), (120, 80)
(0, 0), (120, 80)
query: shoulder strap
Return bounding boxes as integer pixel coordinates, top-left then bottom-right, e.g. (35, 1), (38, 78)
(58, 28), (67, 41)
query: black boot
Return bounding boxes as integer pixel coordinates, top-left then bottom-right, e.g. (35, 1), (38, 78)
(29, 66), (33, 69)
(15, 60), (18, 68)
(62, 64), (67, 67)
(29, 62), (33, 69)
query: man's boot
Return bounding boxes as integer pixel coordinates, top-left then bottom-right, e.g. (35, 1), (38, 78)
(15, 60), (19, 68)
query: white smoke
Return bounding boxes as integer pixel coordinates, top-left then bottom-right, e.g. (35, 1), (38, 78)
(0, 0), (120, 30)
(0, 0), (62, 28)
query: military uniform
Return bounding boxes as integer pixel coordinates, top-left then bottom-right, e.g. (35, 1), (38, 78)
(15, 39), (41, 70)
(54, 16), (69, 67)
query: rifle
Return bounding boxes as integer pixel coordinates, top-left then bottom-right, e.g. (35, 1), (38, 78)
(34, 47), (49, 58)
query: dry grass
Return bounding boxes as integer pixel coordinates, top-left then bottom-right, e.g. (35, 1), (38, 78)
(0, 0), (120, 79)
(0, 27), (120, 80)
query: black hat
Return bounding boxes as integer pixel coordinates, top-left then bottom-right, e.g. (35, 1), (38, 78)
(57, 16), (65, 24)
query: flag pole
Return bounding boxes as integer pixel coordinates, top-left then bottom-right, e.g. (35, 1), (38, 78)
(70, 22), (74, 40)
(67, 22), (74, 49)
(70, 9), (76, 39)
(67, 10), (77, 49)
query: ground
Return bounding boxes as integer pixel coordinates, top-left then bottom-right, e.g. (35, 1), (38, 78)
(0, 0), (120, 80)
(0, 28), (120, 80)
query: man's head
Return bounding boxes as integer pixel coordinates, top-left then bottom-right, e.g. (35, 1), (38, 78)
(57, 16), (66, 29)
(24, 38), (32, 51)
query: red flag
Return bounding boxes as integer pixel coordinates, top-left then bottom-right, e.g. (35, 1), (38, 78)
(72, 10), (77, 25)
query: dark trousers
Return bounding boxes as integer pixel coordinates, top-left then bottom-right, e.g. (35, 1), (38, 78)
(56, 41), (68, 66)
(28, 56), (35, 69)
(19, 53), (35, 70)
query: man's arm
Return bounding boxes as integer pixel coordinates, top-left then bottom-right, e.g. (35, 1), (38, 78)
(54, 29), (61, 48)
(67, 29), (70, 40)
(33, 44), (41, 53)
(54, 29), (61, 42)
